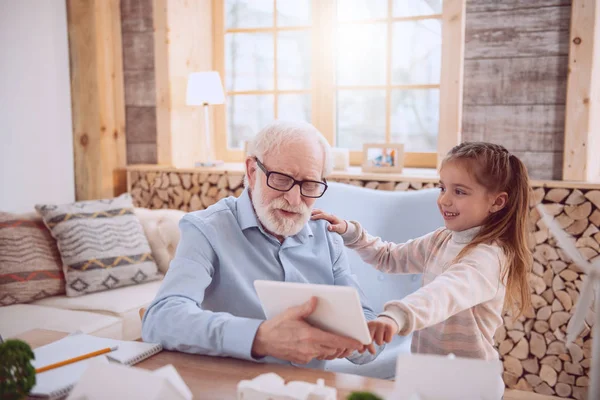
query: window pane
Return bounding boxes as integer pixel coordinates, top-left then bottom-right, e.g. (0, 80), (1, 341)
(277, 0), (311, 26)
(226, 33), (274, 91)
(393, 0), (442, 17)
(390, 89), (439, 152)
(337, 0), (387, 21)
(336, 90), (386, 149)
(225, 0), (273, 29)
(337, 24), (387, 86)
(392, 20), (441, 85)
(278, 94), (311, 122)
(277, 31), (311, 90)
(227, 95), (275, 148)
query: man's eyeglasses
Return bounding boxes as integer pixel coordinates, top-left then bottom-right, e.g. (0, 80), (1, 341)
(255, 158), (328, 198)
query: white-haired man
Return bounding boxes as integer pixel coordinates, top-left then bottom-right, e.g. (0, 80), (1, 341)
(142, 120), (381, 368)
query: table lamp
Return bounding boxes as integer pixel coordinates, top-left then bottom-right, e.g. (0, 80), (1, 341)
(186, 71), (225, 167)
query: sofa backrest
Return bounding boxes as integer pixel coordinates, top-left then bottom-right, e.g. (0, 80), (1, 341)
(134, 208), (186, 274)
(315, 182), (444, 313)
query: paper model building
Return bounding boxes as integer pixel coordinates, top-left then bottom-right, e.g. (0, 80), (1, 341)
(66, 359), (192, 400)
(392, 353), (502, 400)
(237, 373), (336, 400)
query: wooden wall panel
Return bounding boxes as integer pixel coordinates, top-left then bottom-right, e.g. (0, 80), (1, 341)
(462, 1), (571, 180)
(463, 105), (565, 151)
(121, 0), (157, 164)
(67, 0), (127, 200)
(127, 143), (158, 164)
(465, 6), (571, 59)
(463, 57), (568, 105)
(126, 106), (157, 143)
(562, 0), (600, 181)
(153, 0), (214, 168)
(122, 31), (155, 70)
(121, 0), (153, 31)
(466, 0), (572, 13)
(123, 70), (156, 106)
(437, 0), (466, 168)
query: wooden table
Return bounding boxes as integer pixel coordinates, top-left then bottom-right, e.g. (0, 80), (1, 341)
(18, 330), (561, 400)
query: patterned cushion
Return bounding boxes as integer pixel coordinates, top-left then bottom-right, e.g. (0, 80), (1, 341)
(35, 194), (162, 297)
(0, 212), (66, 306)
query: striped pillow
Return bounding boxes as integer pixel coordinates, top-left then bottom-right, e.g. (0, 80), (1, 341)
(0, 212), (66, 306)
(35, 193), (162, 297)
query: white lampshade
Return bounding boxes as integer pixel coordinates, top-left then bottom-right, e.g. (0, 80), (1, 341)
(186, 71), (225, 105)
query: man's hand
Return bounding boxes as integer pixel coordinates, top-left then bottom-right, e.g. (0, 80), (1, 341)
(311, 209), (348, 234)
(251, 297), (363, 364)
(368, 316), (399, 346)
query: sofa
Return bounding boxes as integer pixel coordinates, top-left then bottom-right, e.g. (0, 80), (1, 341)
(0, 208), (185, 341)
(316, 182), (443, 378)
(0, 182), (442, 380)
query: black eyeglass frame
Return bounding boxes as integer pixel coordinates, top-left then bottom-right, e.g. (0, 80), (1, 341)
(254, 158), (328, 198)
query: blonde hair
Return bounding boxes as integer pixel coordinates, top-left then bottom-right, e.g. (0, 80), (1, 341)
(442, 142), (532, 318)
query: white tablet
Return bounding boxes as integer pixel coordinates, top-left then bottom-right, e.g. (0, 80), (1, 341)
(254, 280), (372, 345)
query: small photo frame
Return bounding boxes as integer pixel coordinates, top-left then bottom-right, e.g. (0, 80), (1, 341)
(362, 143), (404, 173)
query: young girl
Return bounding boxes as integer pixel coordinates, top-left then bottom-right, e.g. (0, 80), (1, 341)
(312, 142), (532, 363)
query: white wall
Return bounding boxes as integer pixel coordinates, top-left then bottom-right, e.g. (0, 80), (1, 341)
(0, 0), (75, 213)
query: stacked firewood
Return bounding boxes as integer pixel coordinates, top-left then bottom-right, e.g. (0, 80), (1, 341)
(495, 187), (599, 399)
(129, 171), (245, 211)
(128, 169), (599, 399)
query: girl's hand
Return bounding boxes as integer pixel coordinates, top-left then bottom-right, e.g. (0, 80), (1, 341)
(368, 316), (399, 346)
(311, 209), (348, 234)
(317, 347), (355, 361)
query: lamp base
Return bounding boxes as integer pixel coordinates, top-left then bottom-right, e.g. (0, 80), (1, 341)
(194, 160), (225, 168)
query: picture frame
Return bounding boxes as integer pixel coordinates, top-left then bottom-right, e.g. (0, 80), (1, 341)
(361, 143), (404, 173)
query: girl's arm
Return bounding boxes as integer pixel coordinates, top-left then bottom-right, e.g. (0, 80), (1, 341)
(342, 220), (444, 274)
(380, 243), (504, 336)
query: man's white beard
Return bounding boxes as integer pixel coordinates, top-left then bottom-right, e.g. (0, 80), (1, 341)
(252, 178), (311, 237)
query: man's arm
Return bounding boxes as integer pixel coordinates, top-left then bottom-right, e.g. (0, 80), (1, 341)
(331, 235), (384, 364)
(143, 215), (363, 364)
(141, 215), (263, 361)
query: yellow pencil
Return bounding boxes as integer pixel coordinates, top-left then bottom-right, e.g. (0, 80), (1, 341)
(35, 346), (119, 373)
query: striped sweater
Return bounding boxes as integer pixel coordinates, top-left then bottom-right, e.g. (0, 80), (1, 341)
(343, 222), (506, 360)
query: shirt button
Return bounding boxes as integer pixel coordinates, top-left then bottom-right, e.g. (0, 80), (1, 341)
(378, 275), (385, 281)
(412, 275), (418, 282)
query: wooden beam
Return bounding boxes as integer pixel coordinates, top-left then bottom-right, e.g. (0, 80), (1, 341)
(153, 0), (172, 166)
(155, 0), (214, 167)
(563, 0), (600, 181)
(213, 0), (227, 162)
(67, 0), (127, 200)
(437, 0), (466, 167)
(311, 0), (336, 145)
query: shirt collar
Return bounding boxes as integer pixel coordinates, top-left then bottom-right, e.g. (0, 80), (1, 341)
(236, 188), (260, 231)
(451, 226), (481, 244)
(236, 188), (314, 243)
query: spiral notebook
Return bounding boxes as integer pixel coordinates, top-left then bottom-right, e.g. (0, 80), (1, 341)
(30, 332), (162, 399)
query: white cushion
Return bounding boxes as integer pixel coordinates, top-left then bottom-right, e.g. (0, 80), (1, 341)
(0, 304), (123, 339)
(134, 208), (185, 273)
(32, 280), (162, 340)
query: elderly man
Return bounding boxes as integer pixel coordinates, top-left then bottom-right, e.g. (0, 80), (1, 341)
(142, 120), (381, 368)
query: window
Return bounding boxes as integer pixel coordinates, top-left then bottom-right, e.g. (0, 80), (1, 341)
(214, 0), (451, 168)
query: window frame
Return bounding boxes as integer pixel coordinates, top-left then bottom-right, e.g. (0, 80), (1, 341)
(213, 0), (464, 169)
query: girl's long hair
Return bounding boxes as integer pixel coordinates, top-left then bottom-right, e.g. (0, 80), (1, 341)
(442, 142), (532, 318)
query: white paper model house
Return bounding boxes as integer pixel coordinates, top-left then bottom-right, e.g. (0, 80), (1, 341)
(392, 353), (503, 400)
(237, 373), (336, 400)
(67, 359), (192, 400)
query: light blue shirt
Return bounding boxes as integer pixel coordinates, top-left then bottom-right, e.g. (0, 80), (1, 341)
(142, 189), (381, 368)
